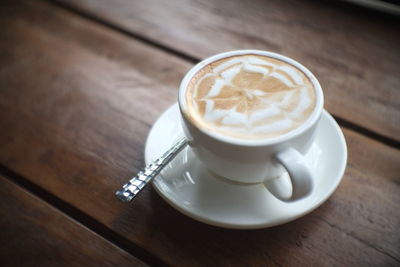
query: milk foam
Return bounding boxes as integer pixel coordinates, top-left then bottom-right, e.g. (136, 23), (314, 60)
(186, 55), (316, 139)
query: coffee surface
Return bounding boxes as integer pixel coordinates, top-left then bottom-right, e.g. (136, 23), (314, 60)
(185, 55), (316, 139)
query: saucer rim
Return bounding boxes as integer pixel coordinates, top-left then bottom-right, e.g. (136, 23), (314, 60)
(145, 103), (347, 229)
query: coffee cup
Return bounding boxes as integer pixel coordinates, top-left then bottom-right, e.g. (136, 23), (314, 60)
(178, 50), (323, 202)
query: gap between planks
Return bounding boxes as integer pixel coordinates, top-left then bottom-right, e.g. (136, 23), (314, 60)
(0, 164), (168, 267)
(47, 0), (400, 150)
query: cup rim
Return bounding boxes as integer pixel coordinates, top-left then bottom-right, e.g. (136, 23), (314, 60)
(178, 50), (324, 147)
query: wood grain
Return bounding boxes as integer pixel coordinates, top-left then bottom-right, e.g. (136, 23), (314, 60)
(54, 0), (400, 143)
(0, 176), (147, 267)
(0, 1), (399, 266)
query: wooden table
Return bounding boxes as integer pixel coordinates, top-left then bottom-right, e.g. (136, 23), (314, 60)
(1, 0), (399, 266)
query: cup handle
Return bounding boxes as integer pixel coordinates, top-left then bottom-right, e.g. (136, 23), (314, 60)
(265, 148), (314, 202)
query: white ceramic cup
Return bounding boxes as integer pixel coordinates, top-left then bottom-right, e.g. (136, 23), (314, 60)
(178, 50), (324, 202)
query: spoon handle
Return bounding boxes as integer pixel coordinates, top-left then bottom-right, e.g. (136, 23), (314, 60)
(115, 137), (188, 202)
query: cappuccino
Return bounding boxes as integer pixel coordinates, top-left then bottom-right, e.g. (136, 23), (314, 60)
(185, 55), (316, 140)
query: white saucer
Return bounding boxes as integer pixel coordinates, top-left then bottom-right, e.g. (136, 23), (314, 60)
(145, 104), (347, 229)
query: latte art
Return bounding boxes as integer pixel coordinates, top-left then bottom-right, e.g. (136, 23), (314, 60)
(185, 55), (316, 139)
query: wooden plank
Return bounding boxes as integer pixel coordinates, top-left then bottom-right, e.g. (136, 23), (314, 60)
(55, 0), (400, 142)
(0, 1), (399, 266)
(0, 176), (147, 267)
